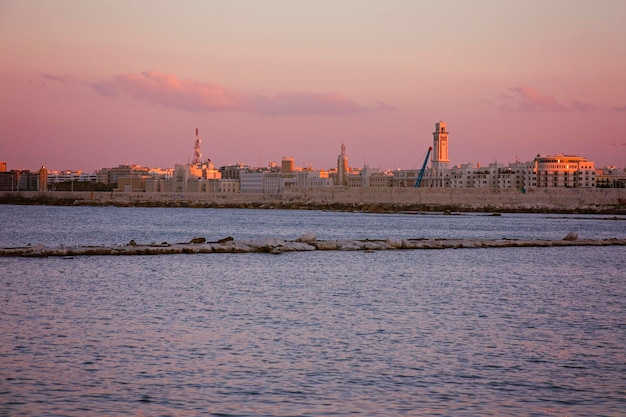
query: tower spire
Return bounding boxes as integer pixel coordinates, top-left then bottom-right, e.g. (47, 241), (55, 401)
(430, 121), (449, 188)
(192, 128), (202, 165)
(337, 143), (348, 187)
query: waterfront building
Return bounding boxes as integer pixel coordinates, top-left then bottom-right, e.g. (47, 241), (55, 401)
(148, 167), (174, 178)
(170, 162), (221, 192)
(340, 165), (391, 188)
(0, 170), (40, 191)
(262, 172), (283, 194)
(97, 165), (148, 186)
(531, 154), (595, 188)
(117, 175), (153, 192)
(346, 170), (363, 188)
(391, 169), (420, 188)
(494, 162), (527, 190)
(48, 170), (98, 185)
(219, 163), (251, 180)
(595, 166), (626, 188)
(0, 167), (49, 191)
(368, 170), (394, 188)
(0, 171), (14, 191)
(281, 157), (295, 174)
(296, 170), (331, 188)
(240, 171), (265, 194)
(211, 179), (240, 193)
(447, 162), (503, 189)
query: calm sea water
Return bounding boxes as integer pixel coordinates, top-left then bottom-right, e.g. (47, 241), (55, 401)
(1, 205), (625, 416)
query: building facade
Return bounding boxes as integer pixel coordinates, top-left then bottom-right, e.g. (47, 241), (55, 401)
(532, 155), (595, 188)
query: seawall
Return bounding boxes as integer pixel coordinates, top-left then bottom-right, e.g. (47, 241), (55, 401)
(1, 188), (625, 214)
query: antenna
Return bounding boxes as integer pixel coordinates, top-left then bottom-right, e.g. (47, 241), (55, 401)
(192, 128), (202, 165)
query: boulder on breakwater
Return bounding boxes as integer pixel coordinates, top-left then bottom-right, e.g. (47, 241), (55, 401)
(1, 233), (625, 257)
(563, 231), (579, 241)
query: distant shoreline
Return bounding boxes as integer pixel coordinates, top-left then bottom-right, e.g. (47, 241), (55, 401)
(1, 188), (625, 214)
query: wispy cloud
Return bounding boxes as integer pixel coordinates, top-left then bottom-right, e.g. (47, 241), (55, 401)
(498, 86), (568, 112)
(89, 81), (117, 97)
(612, 105), (626, 111)
(91, 71), (394, 115)
(245, 91), (371, 115)
(374, 100), (399, 112)
(31, 73), (72, 87)
(109, 71), (243, 112)
(41, 73), (70, 83)
(568, 99), (596, 112)
(495, 86), (596, 113)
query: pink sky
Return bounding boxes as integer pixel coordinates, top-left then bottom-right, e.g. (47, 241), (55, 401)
(1, 0), (625, 172)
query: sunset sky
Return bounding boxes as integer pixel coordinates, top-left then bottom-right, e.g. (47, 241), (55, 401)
(1, 0), (625, 172)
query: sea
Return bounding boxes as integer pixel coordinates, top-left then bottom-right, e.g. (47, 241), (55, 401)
(1, 205), (625, 417)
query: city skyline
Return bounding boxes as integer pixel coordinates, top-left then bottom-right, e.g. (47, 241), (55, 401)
(1, 1), (625, 172)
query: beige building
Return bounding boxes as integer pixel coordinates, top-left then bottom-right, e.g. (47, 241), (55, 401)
(281, 157), (295, 173)
(98, 165), (150, 185)
(532, 154), (595, 188)
(595, 166), (626, 188)
(118, 175), (153, 192)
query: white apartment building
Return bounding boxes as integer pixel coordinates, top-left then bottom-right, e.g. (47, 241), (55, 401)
(296, 170), (332, 188)
(48, 170), (98, 184)
(240, 171), (264, 193)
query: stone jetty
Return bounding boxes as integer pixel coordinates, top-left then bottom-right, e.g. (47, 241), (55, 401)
(2, 187), (626, 214)
(2, 234), (625, 257)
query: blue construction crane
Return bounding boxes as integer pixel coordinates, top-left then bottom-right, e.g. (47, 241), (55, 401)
(414, 146), (432, 187)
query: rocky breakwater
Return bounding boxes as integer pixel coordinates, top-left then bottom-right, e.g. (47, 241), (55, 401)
(2, 233), (625, 257)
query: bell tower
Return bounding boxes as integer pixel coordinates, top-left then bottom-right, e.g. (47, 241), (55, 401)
(337, 143), (348, 187)
(432, 121), (449, 169)
(430, 121), (449, 187)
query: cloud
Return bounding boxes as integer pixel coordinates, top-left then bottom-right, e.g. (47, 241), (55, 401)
(245, 92), (372, 115)
(498, 86), (569, 112)
(612, 105), (626, 111)
(108, 71), (243, 112)
(89, 81), (118, 97)
(374, 100), (399, 112)
(31, 73), (72, 87)
(41, 73), (70, 83)
(568, 99), (596, 112)
(90, 71), (392, 116)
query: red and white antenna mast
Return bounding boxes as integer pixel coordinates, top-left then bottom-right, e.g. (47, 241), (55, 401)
(192, 128), (202, 165)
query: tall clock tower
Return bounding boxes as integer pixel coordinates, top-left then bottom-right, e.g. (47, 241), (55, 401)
(431, 121), (449, 187)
